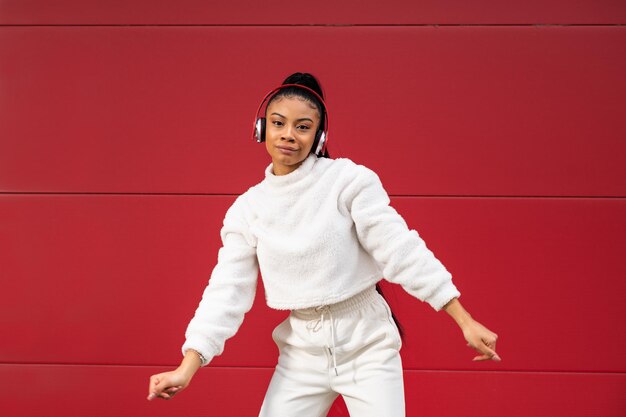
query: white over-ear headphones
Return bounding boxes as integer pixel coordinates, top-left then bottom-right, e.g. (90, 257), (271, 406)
(252, 83), (329, 157)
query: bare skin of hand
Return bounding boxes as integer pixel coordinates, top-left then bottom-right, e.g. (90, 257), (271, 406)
(461, 316), (500, 361)
(147, 350), (202, 401)
(443, 297), (501, 361)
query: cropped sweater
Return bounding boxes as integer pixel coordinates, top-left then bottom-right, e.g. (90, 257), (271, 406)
(182, 153), (460, 365)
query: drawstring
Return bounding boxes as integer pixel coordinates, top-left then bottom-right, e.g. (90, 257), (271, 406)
(306, 305), (338, 376)
(296, 287), (379, 377)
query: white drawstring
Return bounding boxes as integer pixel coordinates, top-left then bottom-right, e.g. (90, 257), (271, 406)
(306, 305), (338, 376)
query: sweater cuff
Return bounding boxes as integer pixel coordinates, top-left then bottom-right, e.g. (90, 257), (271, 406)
(428, 282), (461, 312)
(181, 338), (218, 367)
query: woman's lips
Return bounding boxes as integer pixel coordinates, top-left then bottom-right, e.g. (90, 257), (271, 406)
(276, 146), (297, 155)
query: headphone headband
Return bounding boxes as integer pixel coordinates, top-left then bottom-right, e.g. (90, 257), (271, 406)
(252, 83), (330, 156)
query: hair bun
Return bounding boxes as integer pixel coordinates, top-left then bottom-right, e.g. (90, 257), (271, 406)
(282, 72), (324, 99)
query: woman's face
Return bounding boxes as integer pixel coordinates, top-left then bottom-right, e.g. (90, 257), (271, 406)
(265, 96), (321, 176)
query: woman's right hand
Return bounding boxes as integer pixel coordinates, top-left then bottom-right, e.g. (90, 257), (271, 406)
(147, 350), (203, 401)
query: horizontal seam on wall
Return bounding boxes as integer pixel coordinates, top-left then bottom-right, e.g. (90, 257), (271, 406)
(1, 362), (625, 375)
(0, 24), (625, 28)
(1, 192), (625, 199)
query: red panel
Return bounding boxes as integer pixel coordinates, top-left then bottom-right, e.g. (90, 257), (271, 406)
(0, 364), (271, 417)
(1, 365), (623, 417)
(399, 370), (626, 417)
(0, 194), (284, 367)
(1, 26), (625, 196)
(1, 195), (624, 372)
(0, 1), (624, 24)
(387, 197), (626, 373)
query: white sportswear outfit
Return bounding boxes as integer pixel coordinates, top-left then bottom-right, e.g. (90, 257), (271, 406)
(182, 153), (460, 417)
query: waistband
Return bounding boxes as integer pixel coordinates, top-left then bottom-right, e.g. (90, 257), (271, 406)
(293, 285), (379, 319)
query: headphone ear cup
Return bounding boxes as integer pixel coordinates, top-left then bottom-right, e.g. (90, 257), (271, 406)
(255, 118), (266, 142)
(314, 130), (326, 156)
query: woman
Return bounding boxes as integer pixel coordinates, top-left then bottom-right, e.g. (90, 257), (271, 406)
(147, 72), (500, 416)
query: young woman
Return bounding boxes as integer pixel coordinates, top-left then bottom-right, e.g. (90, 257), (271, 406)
(147, 72), (500, 416)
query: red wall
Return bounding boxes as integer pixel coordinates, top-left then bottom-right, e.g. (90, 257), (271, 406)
(1, 2), (625, 416)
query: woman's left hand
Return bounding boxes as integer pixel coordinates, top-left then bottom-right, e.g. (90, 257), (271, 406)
(461, 317), (501, 361)
(442, 298), (501, 362)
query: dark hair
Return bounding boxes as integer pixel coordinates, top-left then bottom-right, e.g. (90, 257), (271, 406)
(267, 72), (329, 158)
(375, 284), (404, 340)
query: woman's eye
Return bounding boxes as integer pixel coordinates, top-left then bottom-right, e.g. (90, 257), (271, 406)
(272, 120), (283, 126)
(297, 125), (311, 130)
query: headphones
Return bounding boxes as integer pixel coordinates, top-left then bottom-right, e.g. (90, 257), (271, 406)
(252, 83), (329, 157)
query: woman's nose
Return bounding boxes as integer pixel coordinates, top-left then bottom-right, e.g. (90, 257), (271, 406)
(281, 125), (295, 141)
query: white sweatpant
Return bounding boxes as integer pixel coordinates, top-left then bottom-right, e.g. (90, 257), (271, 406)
(259, 286), (405, 417)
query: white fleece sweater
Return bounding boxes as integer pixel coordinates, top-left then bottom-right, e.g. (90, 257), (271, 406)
(182, 153), (460, 365)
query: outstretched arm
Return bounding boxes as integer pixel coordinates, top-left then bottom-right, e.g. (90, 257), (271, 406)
(443, 297), (501, 361)
(146, 194), (259, 401)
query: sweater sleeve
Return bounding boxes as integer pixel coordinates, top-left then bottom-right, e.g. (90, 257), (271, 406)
(181, 194), (259, 366)
(345, 166), (460, 311)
